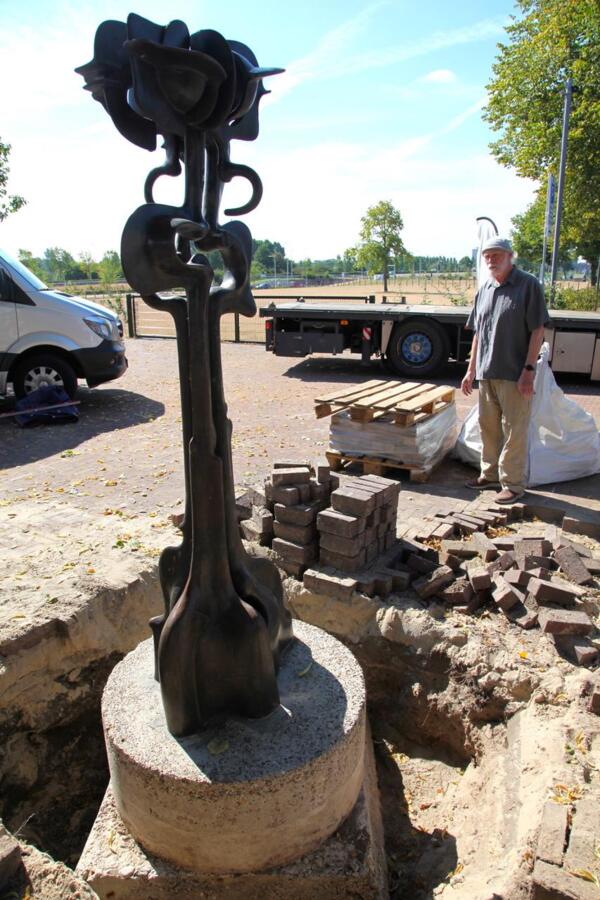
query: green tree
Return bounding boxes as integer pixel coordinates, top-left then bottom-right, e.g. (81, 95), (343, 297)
(98, 250), (123, 286)
(0, 138), (25, 222)
(351, 201), (407, 291)
(485, 0), (600, 280)
(43, 247), (77, 282)
(78, 251), (98, 280)
(18, 249), (46, 281)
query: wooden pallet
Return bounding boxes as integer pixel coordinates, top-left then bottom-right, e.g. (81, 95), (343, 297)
(315, 380), (454, 426)
(325, 450), (438, 483)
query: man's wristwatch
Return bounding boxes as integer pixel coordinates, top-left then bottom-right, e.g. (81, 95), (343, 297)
(523, 364), (535, 372)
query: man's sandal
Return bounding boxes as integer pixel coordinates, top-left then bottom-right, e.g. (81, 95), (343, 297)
(465, 477), (500, 490)
(495, 489), (524, 505)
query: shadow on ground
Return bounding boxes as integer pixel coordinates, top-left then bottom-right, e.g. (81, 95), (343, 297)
(0, 388), (165, 470)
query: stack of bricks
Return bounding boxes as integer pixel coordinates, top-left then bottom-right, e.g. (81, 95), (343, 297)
(269, 462), (332, 577)
(317, 474), (400, 573)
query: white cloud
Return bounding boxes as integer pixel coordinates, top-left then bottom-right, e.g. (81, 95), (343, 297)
(421, 69), (457, 84)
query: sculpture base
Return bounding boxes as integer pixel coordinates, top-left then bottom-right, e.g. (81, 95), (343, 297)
(91, 622), (374, 875)
(77, 734), (386, 899)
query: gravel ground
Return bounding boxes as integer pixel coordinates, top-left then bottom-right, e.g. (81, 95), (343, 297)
(1, 338), (599, 520)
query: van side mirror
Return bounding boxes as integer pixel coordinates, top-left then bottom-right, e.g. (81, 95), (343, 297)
(0, 269), (14, 302)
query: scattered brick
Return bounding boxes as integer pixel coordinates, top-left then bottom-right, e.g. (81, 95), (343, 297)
(376, 566), (412, 592)
(468, 566), (492, 592)
(583, 557), (600, 575)
(413, 565), (455, 600)
(273, 520), (316, 545)
(470, 531), (498, 562)
(492, 536), (515, 551)
(510, 502), (525, 520)
(528, 577), (583, 607)
(453, 513), (487, 529)
(240, 519), (270, 546)
(373, 570), (394, 597)
(553, 635), (599, 667)
(439, 578), (474, 605)
(505, 598), (538, 629)
(535, 801), (568, 866)
(278, 558), (307, 578)
(543, 523), (562, 548)
(414, 520), (443, 542)
(514, 538), (553, 559)
(252, 505), (274, 532)
(538, 608), (594, 636)
(399, 537), (437, 560)
(562, 516), (600, 541)
(273, 460), (313, 472)
(532, 859), (598, 900)
(407, 553), (439, 575)
(437, 550), (463, 571)
(271, 466), (311, 486)
(303, 567), (356, 601)
(440, 540), (478, 558)
(447, 516), (478, 535)
(486, 551), (516, 575)
(491, 575), (521, 611)
(330, 486), (376, 518)
(589, 678), (600, 714)
(503, 568), (531, 588)
(463, 508), (498, 526)
(271, 485), (300, 506)
(272, 537), (317, 566)
(431, 522), (455, 540)
(527, 566), (550, 581)
(553, 545), (595, 586)
(564, 798), (599, 873)
(484, 505), (509, 524)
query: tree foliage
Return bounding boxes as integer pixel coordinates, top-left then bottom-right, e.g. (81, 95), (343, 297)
(485, 0), (600, 273)
(0, 138), (25, 222)
(352, 200), (407, 291)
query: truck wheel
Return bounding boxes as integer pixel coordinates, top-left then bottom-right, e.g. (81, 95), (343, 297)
(386, 321), (449, 378)
(13, 353), (78, 400)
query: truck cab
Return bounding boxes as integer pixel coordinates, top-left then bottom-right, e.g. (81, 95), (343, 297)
(0, 248), (127, 399)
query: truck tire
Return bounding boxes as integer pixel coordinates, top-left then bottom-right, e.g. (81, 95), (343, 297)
(386, 320), (449, 378)
(13, 353), (78, 400)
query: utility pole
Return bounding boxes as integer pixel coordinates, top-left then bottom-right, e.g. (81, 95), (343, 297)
(549, 77), (572, 305)
(540, 172), (555, 284)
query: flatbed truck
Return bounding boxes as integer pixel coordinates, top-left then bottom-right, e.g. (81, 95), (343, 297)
(259, 297), (600, 380)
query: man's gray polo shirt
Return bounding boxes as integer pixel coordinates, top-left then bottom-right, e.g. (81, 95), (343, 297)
(466, 267), (550, 382)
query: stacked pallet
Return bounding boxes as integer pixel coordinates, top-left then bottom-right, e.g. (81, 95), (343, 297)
(315, 380), (458, 482)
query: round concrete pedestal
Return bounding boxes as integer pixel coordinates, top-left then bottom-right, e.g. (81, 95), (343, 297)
(102, 621), (366, 874)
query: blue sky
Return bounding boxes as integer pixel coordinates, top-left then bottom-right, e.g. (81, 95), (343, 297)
(0, 0), (536, 262)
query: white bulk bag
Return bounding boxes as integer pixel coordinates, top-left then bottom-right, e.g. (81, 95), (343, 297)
(453, 343), (600, 485)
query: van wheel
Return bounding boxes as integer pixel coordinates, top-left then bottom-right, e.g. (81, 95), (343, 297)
(13, 354), (78, 400)
(386, 321), (449, 378)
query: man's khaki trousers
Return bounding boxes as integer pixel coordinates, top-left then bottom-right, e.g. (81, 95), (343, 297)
(478, 379), (531, 494)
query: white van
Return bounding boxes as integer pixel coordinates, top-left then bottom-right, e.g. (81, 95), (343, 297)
(0, 249), (127, 400)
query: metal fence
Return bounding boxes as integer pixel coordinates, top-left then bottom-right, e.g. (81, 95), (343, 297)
(125, 293), (381, 343)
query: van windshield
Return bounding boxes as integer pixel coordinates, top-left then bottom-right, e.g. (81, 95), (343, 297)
(0, 248), (48, 290)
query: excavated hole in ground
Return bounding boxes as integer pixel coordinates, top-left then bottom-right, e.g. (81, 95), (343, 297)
(2, 635), (505, 898)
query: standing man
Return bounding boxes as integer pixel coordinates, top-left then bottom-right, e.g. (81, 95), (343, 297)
(461, 237), (549, 504)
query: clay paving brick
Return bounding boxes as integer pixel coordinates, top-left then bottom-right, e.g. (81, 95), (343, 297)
(486, 551), (516, 575)
(470, 531), (498, 562)
(271, 466), (311, 486)
(413, 565), (455, 599)
(354, 572), (378, 597)
(278, 558), (306, 578)
(376, 566), (412, 592)
(468, 566), (492, 592)
(535, 801), (569, 866)
(273, 520), (316, 545)
(533, 859), (598, 900)
(252, 506), (274, 532)
(271, 485), (300, 506)
(241, 520), (270, 546)
(562, 516), (600, 540)
(317, 508), (366, 538)
(360, 473), (401, 504)
(440, 540), (478, 559)
(492, 575), (521, 611)
(505, 597), (538, 629)
(553, 545), (595, 586)
(320, 547), (367, 573)
(503, 568), (531, 588)
(330, 486), (376, 518)
(373, 571), (394, 597)
(553, 635), (599, 666)
(344, 478), (386, 508)
(275, 501), (321, 527)
(527, 566), (550, 581)
(528, 577), (584, 606)
(517, 554), (556, 571)
(407, 553), (439, 575)
(437, 550), (463, 571)
(453, 513), (487, 530)
(447, 516), (478, 535)
(320, 530), (366, 558)
(302, 567), (357, 601)
(492, 536), (516, 551)
(298, 483), (311, 502)
(399, 537), (437, 560)
(432, 522), (455, 540)
(589, 677), (600, 714)
(272, 537), (317, 566)
(538, 608), (594, 636)
(513, 538), (553, 558)
(316, 463), (331, 484)
(583, 557), (600, 574)
(414, 520), (443, 542)
(310, 481), (330, 502)
(438, 578), (474, 605)
(565, 798), (600, 872)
